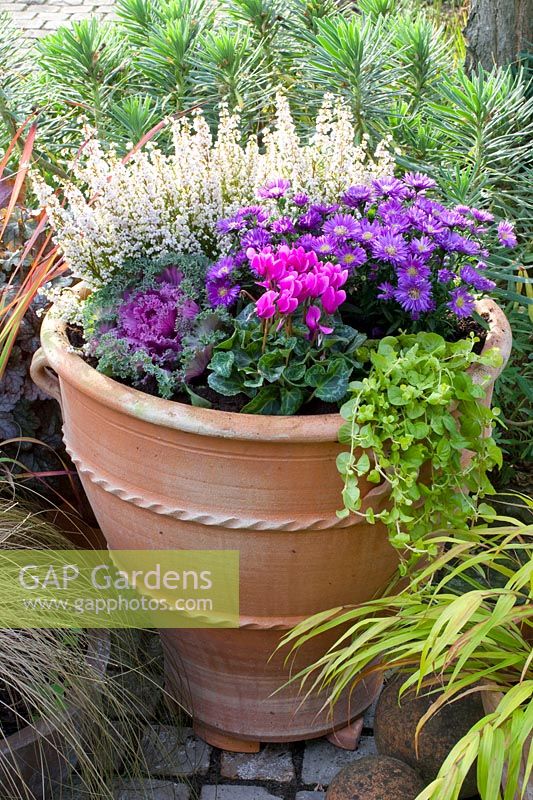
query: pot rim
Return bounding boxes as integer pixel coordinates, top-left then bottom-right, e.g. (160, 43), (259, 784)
(39, 293), (512, 443)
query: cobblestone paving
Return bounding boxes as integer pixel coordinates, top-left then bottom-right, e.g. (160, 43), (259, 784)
(1, 0), (115, 38)
(104, 699), (379, 800)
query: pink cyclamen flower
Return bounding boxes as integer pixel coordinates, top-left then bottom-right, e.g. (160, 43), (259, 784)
(248, 250), (285, 282)
(256, 290), (278, 319)
(321, 262), (349, 290)
(305, 305), (333, 336)
(277, 288), (299, 314)
(304, 271), (329, 299)
(321, 286), (347, 315)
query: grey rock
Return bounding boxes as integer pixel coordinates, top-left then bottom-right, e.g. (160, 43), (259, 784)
(302, 736), (377, 786)
(141, 725), (211, 776)
(113, 779), (190, 800)
(200, 788), (283, 800)
(296, 793), (326, 800)
(221, 745), (294, 782)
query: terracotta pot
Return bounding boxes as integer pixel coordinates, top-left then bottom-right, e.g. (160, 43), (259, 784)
(0, 630), (110, 800)
(482, 688), (533, 800)
(30, 296), (511, 751)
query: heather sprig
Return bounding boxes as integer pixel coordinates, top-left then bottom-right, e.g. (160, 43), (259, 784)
(38, 93), (394, 289)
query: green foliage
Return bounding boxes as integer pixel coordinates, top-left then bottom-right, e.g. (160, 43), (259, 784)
(280, 508), (533, 800)
(206, 307), (366, 414)
(337, 332), (504, 567)
(303, 15), (401, 136)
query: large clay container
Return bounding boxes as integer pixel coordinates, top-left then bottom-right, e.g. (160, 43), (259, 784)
(31, 295), (511, 751)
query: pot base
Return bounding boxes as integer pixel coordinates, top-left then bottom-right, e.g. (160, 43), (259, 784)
(162, 627), (383, 750)
(193, 721), (261, 753)
(326, 717), (364, 751)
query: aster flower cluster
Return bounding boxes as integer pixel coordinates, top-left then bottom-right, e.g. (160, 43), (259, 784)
(209, 172), (515, 334)
(38, 93), (393, 291)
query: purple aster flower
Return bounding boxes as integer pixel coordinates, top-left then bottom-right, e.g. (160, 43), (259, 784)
(460, 264), (496, 292)
(455, 204), (471, 215)
(342, 185), (374, 207)
(207, 256), (236, 281)
(402, 172), (436, 192)
(447, 286), (475, 318)
(271, 216), (296, 235)
(407, 206), (428, 229)
(297, 208), (323, 231)
(336, 244), (367, 269)
(322, 213), (359, 239)
(292, 193), (309, 207)
(438, 268), (456, 283)
(397, 258), (430, 281)
(310, 235), (337, 256)
(296, 234), (317, 250)
(237, 205), (270, 224)
(416, 196), (445, 216)
(233, 250), (249, 267)
(310, 202), (339, 215)
(377, 199), (410, 230)
(257, 177), (291, 199)
(377, 281), (395, 300)
(497, 220), (517, 247)
(355, 219), (382, 245)
(217, 215), (245, 235)
(378, 197), (403, 216)
(372, 176), (409, 199)
(394, 277), (433, 315)
(437, 230), (480, 255)
(371, 230), (409, 264)
(241, 227), (272, 250)
(419, 215), (445, 236)
(206, 278), (240, 308)
(439, 210), (468, 228)
(409, 236), (435, 259)
(470, 207), (494, 223)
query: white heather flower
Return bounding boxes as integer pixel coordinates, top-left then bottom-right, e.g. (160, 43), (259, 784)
(37, 92), (395, 288)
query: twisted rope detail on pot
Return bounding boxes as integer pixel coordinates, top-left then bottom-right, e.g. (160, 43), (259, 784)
(65, 443), (390, 532)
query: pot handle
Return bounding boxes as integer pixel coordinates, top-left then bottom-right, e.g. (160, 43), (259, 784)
(30, 348), (62, 405)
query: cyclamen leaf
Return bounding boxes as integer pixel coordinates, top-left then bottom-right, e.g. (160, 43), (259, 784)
(280, 386), (304, 415)
(207, 372), (242, 397)
(258, 351), (287, 382)
(241, 386), (280, 415)
(315, 359), (352, 402)
(284, 362), (306, 382)
(210, 350), (235, 377)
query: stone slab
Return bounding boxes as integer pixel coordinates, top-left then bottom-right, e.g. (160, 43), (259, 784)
(221, 745), (294, 782)
(141, 725), (211, 777)
(301, 735), (377, 786)
(113, 779), (190, 800)
(295, 793), (326, 800)
(201, 788), (283, 800)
